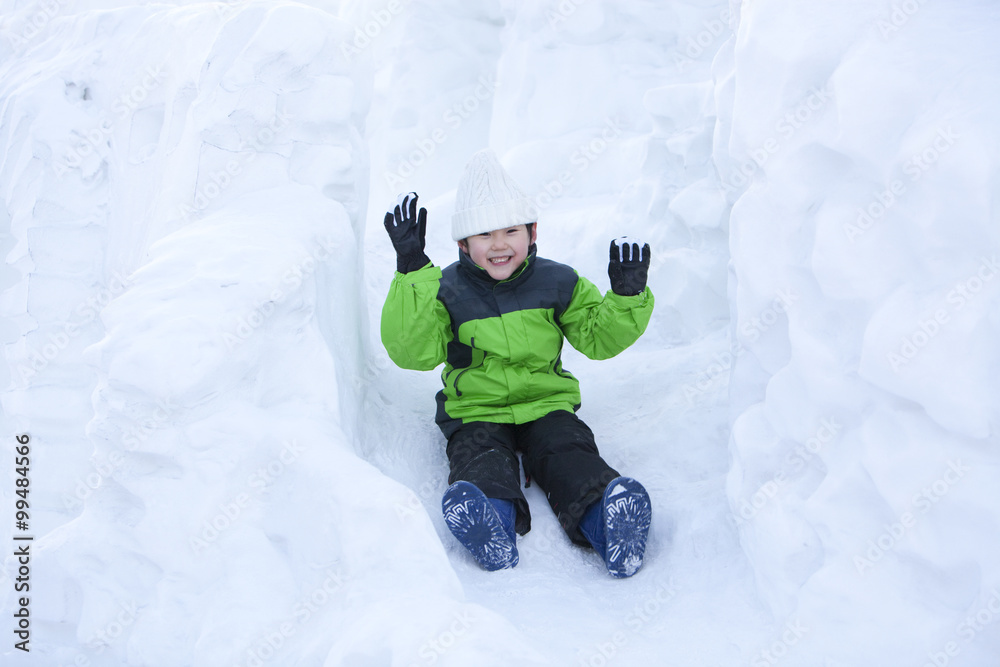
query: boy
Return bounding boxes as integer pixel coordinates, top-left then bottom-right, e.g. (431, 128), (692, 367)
(381, 149), (654, 578)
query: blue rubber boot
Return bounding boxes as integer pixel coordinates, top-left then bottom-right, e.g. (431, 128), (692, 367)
(441, 481), (518, 571)
(579, 477), (651, 578)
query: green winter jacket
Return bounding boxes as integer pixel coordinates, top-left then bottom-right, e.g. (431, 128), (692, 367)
(380, 246), (653, 436)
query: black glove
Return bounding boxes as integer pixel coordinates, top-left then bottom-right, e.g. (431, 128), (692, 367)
(608, 236), (650, 297)
(383, 192), (430, 273)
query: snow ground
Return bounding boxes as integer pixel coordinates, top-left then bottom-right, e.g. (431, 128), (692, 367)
(1, 1), (998, 666)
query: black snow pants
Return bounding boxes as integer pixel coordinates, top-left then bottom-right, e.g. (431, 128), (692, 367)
(445, 410), (620, 547)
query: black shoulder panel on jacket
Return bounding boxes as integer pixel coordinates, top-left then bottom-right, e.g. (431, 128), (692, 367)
(438, 261), (496, 336)
(509, 257), (579, 320)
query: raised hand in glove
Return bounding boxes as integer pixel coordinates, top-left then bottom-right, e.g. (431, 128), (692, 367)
(608, 236), (651, 297)
(384, 192), (431, 273)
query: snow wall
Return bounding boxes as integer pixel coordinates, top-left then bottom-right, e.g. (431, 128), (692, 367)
(0, 3), (543, 665)
(717, 1), (1000, 664)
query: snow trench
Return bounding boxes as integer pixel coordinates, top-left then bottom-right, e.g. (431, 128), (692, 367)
(2, 1), (997, 666)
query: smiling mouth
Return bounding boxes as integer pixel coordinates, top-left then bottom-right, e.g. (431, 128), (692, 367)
(488, 256), (512, 266)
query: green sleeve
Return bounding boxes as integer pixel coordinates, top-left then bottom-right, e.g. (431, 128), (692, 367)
(559, 275), (654, 360)
(380, 263), (453, 370)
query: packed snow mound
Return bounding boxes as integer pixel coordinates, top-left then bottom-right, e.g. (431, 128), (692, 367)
(1, 3), (544, 665)
(719, 1), (1000, 664)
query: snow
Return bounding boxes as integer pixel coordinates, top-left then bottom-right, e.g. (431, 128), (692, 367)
(719, 1), (1000, 665)
(1, 0), (998, 666)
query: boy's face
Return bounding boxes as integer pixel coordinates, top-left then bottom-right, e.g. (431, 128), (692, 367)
(460, 224), (537, 280)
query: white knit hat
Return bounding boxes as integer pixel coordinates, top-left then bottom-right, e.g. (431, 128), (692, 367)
(452, 149), (536, 241)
